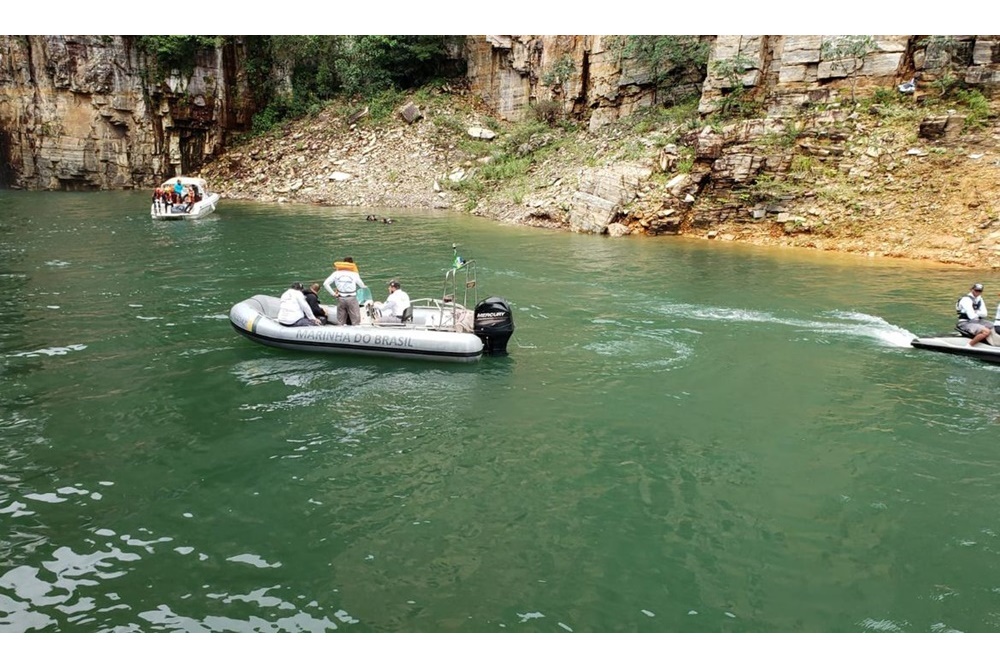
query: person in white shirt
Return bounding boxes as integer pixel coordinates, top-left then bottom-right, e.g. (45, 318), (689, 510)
(375, 280), (411, 323)
(323, 256), (367, 325)
(277, 282), (320, 327)
(957, 282), (991, 346)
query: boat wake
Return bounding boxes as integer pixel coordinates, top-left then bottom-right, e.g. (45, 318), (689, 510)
(823, 311), (917, 348)
(655, 304), (917, 348)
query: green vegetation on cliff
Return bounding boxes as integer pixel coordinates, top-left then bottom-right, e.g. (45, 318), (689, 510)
(246, 36), (463, 134)
(135, 35), (220, 77)
(133, 35), (463, 135)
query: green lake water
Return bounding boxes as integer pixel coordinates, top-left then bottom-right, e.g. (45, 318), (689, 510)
(2, 190), (1000, 633)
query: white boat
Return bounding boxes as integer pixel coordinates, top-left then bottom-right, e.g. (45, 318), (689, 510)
(229, 261), (515, 363)
(150, 176), (220, 220)
(911, 332), (1000, 363)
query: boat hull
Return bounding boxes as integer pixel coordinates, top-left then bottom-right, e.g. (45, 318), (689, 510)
(911, 335), (1000, 363)
(151, 193), (220, 220)
(230, 295), (485, 363)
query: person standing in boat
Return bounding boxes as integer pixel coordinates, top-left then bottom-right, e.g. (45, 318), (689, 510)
(374, 280), (410, 323)
(278, 281), (321, 327)
(302, 282), (328, 325)
(957, 282), (991, 346)
(323, 256), (367, 326)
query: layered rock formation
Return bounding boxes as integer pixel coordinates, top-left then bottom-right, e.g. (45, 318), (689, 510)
(465, 35), (707, 132)
(465, 35), (1000, 125)
(0, 35), (255, 190)
(3, 33), (1000, 206)
(463, 35), (1000, 236)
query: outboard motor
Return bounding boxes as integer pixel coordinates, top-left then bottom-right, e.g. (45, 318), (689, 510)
(474, 297), (515, 356)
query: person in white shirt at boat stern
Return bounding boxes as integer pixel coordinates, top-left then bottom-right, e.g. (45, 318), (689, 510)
(323, 257), (367, 325)
(278, 282), (321, 327)
(374, 280), (410, 323)
(957, 282), (991, 346)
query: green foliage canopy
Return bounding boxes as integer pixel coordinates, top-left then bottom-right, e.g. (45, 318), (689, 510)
(135, 35), (219, 76)
(135, 35), (463, 133)
(253, 35), (463, 132)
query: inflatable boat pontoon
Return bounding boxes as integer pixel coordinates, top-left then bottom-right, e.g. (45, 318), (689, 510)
(229, 261), (514, 363)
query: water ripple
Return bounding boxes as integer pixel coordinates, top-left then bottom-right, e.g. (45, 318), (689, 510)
(7, 343), (87, 358)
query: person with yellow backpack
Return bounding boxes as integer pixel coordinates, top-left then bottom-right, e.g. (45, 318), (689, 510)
(323, 256), (367, 326)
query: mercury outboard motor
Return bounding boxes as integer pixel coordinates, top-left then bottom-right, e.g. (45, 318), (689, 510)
(474, 297), (515, 356)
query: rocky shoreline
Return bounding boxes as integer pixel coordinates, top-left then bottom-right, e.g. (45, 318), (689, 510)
(199, 94), (1000, 270)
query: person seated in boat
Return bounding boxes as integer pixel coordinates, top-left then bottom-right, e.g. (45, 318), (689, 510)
(167, 186), (181, 210)
(957, 282), (992, 346)
(323, 256), (367, 326)
(302, 282), (328, 325)
(278, 281), (321, 327)
(373, 280), (410, 323)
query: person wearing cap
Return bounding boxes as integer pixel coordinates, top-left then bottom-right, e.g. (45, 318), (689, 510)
(323, 256), (367, 325)
(277, 281), (321, 327)
(957, 282), (991, 346)
(374, 280), (411, 323)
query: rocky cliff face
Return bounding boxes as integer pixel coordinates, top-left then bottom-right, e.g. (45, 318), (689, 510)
(0, 35), (255, 190)
(463, 35), (1000, 243)
(465, 35), (707, 132)
(465, 35), (1000, 126)
(4, 34), (1000, 198)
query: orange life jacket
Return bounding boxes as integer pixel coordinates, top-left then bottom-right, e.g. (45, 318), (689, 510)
(333, 261), (359, 272)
